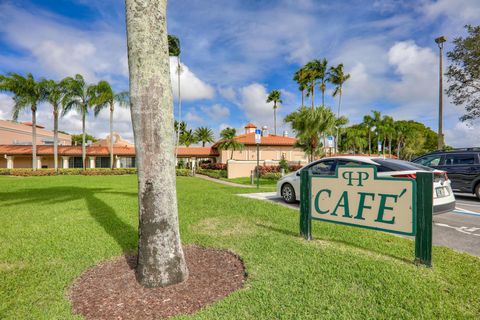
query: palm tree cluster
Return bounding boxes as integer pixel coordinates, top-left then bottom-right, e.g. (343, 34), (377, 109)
(339, 110), (439, 160)
(217, 127), (244, 159)
(285, 106), (347, 162)
(292, 58), (350, 151)
(175, 121), (215, 147)
(0, 73), (128, 171)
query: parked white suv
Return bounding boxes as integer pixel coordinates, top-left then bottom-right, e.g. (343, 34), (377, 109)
(276, 156), (456, 214)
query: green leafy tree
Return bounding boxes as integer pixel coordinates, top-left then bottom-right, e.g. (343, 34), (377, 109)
(40, 79), (66, 171)
(266, 89), (282, 135)
(362, 114), (375, 155)
(89, 80), (129, 169)
(284, 106), (336, 162)
(382, 115), (395, 156)
(179, 129), (198, 147)
(446, 25), (480, 122)
(217, 127), (244, 159)
(71, 133), (97, 145)
(0, 73), (47, 170)
(317, 58), (329, 106)
(61, 74), (94, 170)
(194, 126), (214, 147)
(371, 110), (383, 153)
(342, 124), (367, 154)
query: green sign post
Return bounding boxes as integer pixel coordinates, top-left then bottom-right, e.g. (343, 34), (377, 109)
(300, 165), (433, 267)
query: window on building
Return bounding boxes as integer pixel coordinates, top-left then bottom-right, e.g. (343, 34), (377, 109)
(95, 157), (110, 168)
(68, 157), (83, 168)
(120, 157), (136, 168)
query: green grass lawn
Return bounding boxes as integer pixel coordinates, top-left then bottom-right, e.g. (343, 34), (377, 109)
(222, 176), (278, 186)
(0, 175), (479, 319)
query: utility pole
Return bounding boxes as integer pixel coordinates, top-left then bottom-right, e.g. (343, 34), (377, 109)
(435, 36), (446, 150)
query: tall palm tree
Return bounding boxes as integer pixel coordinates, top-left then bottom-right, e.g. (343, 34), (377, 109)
(293, 68), (308, 107)
(61, 74), (93, 170)
(169, 35), (182, 157)
(316, 58), (328, 106)
(194, 126), (214, 147)
(362, 114), (375, 155)
(40, 79), (65, 172)
(284, 106), (336, 162)
(395, 121), (409, 159)
(217, 127), (244, 159)
(329, 64), (350, 153)
(126, 0), (188, 287)
(266, 89), (282, 135)
(0, 73), (47, 170)
(382, 115), (395, 156)
(333, 115), (349, 154)
(179, 129), (198, 147)
(89, 80), (129, 169)
(304, 60), (322, 109)
(371, 110), (383, 154)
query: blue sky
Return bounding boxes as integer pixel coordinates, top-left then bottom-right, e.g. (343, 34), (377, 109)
(0, 0), (479, 146)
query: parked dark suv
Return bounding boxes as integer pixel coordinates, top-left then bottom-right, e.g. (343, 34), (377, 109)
(413, 148), (480, 200)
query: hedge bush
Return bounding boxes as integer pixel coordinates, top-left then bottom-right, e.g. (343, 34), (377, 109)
(262, 172), (282, 180)
(196, 168), (227, 179)
(0, 168), (137, 176)
(176, 168), (193, 176)
(199, 163), (227, 170)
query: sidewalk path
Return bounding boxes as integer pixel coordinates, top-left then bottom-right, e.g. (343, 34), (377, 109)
(195, 174), (272, 189)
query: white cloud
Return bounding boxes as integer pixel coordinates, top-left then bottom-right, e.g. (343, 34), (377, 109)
(200, 104), (230, 121)
(219, 87), (238, 102)
(169, 58), (215, 101)
(444, 121), (480, 147)
(0, 3), (127, 83)
(238, 83), (271, 121)
(185, 111), (203, 123)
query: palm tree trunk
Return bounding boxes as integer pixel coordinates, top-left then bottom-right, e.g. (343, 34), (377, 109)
(231, 148), (234, 160)
(202, 141), (205, 147)
(274, 104), (277, 135)
(32, 106), (37, 170)
(301, 89), (304, 107)
(53, 109), (58, 172)
(321, 83), (325, 106)
(397, 141), (401, 159)
(311, 86), (314, 109)
(368, 130), (371, 155)
(126, 0), (188, 287)
(82, 109), (86, 170)
(335, 91), (342, 154)
(388, 136), (392, 157)
(110, 103), (114, 169)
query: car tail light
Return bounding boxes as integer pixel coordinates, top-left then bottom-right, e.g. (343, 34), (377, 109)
(434, 171), (448, 182)
(392, 173), (417, 179)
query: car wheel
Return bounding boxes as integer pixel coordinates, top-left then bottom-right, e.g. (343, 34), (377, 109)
(282, 183), (296, 203)
(475, 183), (480, 200)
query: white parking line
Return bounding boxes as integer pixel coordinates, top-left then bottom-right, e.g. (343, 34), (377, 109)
(435, 223), (480, 237)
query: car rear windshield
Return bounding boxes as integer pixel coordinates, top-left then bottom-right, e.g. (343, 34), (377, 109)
(372, 158), (434, 172)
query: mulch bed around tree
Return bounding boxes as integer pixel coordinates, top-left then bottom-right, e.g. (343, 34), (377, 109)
(69, 246), (246, 319)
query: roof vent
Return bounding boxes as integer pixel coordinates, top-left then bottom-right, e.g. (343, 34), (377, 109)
(262, 126), (268, 137)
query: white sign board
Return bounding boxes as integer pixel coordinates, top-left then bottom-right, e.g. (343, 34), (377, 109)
(255, 129), (261, 144)
(310, 166), (416, 235)
(327, 136), (334, 148)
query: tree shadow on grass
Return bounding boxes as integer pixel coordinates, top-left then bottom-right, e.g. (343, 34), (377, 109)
(0, 186), (137, 254)
(256, 223), (413, 265)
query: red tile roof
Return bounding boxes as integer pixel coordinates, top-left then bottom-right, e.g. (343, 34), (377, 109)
(0, 145), (135, 156)
(244, 123), (257, 128)
(176, 147), (219, 157)
(214, 133), (297, 147)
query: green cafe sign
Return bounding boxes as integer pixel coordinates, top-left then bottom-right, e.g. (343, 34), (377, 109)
(300, 165), (433, 266)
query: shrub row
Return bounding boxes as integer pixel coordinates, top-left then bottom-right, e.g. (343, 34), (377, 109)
(256, 164), (303, 176)
(262, 172), (282, 180)
(196, 168), (227, 179)
(0, 168), (138, 176)
(176, 168), (193, 176)
(199, 163), (227, 170)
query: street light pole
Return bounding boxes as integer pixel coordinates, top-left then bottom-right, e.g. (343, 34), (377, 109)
(435, 35), (446, 150)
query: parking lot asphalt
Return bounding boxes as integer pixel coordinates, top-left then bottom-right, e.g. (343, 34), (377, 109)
(238, 192), (480, 257)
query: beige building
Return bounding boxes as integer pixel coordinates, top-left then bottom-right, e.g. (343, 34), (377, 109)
(0, 119), (71, 145)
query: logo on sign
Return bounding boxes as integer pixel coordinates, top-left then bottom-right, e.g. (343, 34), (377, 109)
(310, 166), (415, 235)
